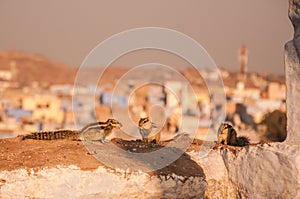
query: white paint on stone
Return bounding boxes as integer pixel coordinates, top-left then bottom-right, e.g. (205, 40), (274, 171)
(0, 165), (206, 198)
(189, 143), (300, 199)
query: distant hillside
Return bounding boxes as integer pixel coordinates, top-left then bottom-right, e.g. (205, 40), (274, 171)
(0, 51), (77, 86)
(76, 66), (129, 87)
(0, 51), (284, 89)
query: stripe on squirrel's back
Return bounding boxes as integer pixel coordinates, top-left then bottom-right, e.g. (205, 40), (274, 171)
(79, 121), (107, 133)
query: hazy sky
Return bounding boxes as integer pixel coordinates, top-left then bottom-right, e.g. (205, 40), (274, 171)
(0, 0), (293, 74)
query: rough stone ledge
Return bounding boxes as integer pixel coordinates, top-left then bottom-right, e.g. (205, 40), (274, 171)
(0, 137), (207, 199)
(189, 143), (300, 199)
(0, 165), (206, 199)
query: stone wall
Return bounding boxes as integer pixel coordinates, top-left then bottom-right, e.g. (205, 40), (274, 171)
(194, 144), (300, 198)
(0, 165), (206, 198)
(285, 41), (300, 144)
(286, 0), (300, 144)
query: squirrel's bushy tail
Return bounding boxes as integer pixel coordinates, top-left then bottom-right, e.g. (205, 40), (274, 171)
(22, 130), (79, 140)
(236, 136), (250, 146)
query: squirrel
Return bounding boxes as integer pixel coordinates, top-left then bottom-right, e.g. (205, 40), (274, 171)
(138, 117), (161, 143)
(217, 123), (249, 146)
(22, 118), (122, 143)
(79, 118), (122, 143)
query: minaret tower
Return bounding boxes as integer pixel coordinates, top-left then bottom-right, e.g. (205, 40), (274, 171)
(10, 60), (18, 81)
(238, 44), (248, 81)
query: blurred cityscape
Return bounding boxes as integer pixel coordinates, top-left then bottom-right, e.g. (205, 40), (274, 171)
(0, 46), (286, 142)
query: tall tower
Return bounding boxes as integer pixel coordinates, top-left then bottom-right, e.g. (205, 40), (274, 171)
(10, 60), (18, 81)
(238, 44), (248, 81)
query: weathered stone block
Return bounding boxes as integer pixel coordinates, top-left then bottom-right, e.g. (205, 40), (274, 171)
(194, 144), (300, 199)
(284, 41), (300, 144)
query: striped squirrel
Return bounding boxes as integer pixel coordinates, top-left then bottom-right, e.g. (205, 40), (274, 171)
(22, 119), (122, 143)
(138, 117), (161, 143)
(79, 118), (122, 142)
(217, 123), (249, 146)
